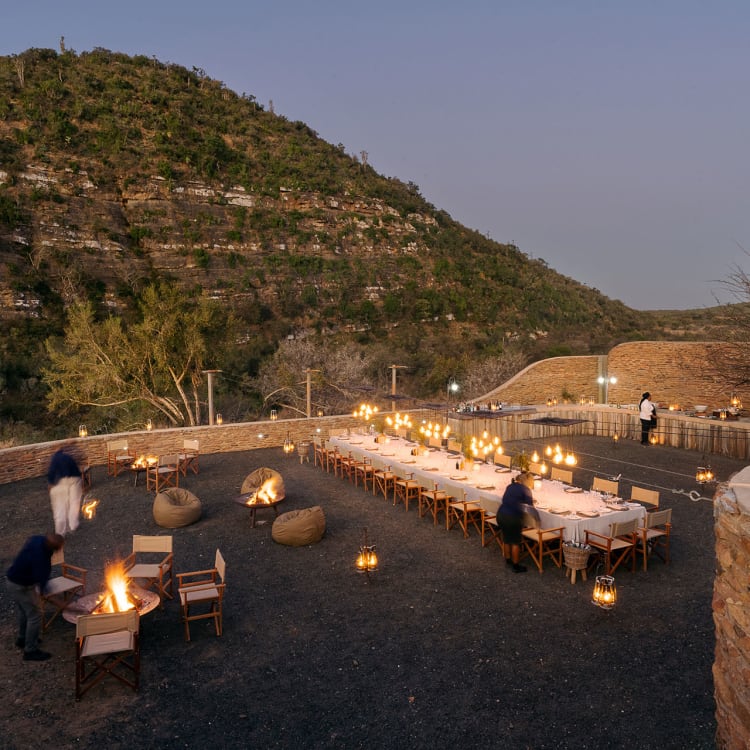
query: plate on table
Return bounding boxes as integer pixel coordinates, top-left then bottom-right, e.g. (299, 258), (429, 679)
(349, 440), (363, 445)
(549, 508), (570, 515)
(402, 459), (417, 464)
(380, 452), (395, 457)
(578, 511), (599, 518)
(564, 487), (583, 493)
(450, 474), (468, 481)
(476, 484), (496, 490)
(424, 467), (440, 472)
(495, 467), (512, 473)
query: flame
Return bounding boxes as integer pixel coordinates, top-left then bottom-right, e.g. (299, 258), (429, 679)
(82, 499), (99, 519)
(131, 454), (158, 469)
(246, 478), (279, 505)
(94, 560), (138, 614)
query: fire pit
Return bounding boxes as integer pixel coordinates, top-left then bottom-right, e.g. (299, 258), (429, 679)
(62, 560), (160, 623)
(130, 454), (158, 487)
(234, 468), (285, 528)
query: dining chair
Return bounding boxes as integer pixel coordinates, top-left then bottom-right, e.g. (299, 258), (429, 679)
(550, 467), (573, 484)
(41, 548), (87, 631)
(177, 548), (226, 642)
(494, 453), (512, 469)
(146, 454), (180, 493)
(75, 610), (140, 700)
(106, 439), (134, 477)
(447, 492), (484, 539)
(585, 518), (638, 574)
(372, 464), (396, 499)
(124, 534), (174, 606)
(482, 512), (503, 550)
(178, 439), (200, 476)
(338, 451), (357, 482)
(353, 456), (375, 491)
(630, 485), (660, 511)
(418, 482), (451, 525)
(312, 436), (326, 469)
(592, 476), (619, 496)
(521, 524), (565, 573)
(393, 471), (420, 511)
(636, 508), (672, 571)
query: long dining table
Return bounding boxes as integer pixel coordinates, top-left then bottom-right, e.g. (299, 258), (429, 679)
(329, 433), (645, 543)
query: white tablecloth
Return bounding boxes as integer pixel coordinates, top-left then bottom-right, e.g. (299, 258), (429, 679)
(329, 434), (645, 542)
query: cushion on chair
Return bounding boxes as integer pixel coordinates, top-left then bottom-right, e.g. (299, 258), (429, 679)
(272, 506), (326, 547)
(153, 487), (202, 528)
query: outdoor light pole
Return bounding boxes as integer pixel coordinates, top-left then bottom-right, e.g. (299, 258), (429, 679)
(202, 369), (222, 425)
(390, 364), (407, 412)
(305, 369), (321, 418)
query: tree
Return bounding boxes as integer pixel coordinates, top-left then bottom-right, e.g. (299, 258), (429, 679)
(43, 283), (232, 426)
(254, 338), (374, 417)
(713, 259), (750, 388)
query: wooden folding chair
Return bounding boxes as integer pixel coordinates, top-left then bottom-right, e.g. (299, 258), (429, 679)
(146, 454), (180, 493)
(630, 485), (659, 511)
(636, 508), (672, 571)
(592, 477), (619, 496)
(177, 549), (226, 642)
(42, 548), (87, 631)
(585, 518), (638, 574)
(107, 439), (134, 477)
(75, 610), (140, 700)
(448, 492), (484, 539)
(418, 482), (451, 525)
(373, 464), (396, 499)
(393, 472), (420, 511)
(124, 535), (174, 606)
(178, 439), (200, 476)
(550, 467), (573, 484)
(521, 525), (565, 573)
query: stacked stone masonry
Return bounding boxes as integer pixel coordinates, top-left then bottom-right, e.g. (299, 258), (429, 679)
(713, 471), (750, 750)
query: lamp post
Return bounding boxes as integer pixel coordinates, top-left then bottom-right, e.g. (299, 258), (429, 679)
(305, 368), (320, 418)
(202, 369), (222, 425)
(596, 375), (617, 405)
(389, 364), (407, 413)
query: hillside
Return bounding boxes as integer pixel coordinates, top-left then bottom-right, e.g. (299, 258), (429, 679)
(0, 47), (727, 435)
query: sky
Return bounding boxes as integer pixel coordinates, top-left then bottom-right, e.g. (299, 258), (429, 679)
(2, 1), (749, 311)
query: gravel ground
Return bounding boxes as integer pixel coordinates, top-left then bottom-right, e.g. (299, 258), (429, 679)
(0, 435), (745, 750)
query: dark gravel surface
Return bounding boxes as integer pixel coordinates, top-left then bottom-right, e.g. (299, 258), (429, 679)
(0, 435), (745, 750)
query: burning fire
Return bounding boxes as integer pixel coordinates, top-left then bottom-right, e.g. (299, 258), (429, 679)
(245, 479), (279, 505)
(82, 498), (99, 519)
(94, 561), (141, 614)
(131, 454), (158, 469)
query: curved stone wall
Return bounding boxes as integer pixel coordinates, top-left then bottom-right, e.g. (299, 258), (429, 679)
(714, 470), (750, 749)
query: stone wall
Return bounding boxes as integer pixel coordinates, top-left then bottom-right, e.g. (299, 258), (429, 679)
(481, 342), (750, 412)
(713, 469), (750, 749)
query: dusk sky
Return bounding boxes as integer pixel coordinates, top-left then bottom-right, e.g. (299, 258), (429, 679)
(3, 1), (749, 310)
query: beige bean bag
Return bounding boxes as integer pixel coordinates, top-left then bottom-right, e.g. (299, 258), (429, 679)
(153, 487), (202, 528)
(272, 506), (326, 546)
(241, 467), (285, 500)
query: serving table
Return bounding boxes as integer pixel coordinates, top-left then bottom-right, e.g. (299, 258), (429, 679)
(329, 434), (645, 542)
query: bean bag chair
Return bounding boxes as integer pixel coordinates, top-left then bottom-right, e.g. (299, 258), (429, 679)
(272, 506), (326, 547)
(241, 467), (285, 500)
(153, 487), (202, 528)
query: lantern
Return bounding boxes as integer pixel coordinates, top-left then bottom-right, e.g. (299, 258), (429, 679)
(146, 419), (153, 431)
(592, 574), (617, 610)
(216, 413), (223, 425)
(283, 432), (295, 455)
(355, 529), (378, 577)
(78, 424), (88, 438)
(270, 409), (278, 421)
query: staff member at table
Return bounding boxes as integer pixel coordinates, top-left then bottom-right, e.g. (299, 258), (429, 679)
(497, 472), (539, 574)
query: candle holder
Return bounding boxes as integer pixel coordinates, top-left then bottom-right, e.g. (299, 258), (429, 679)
(355, 528), (378, 578)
